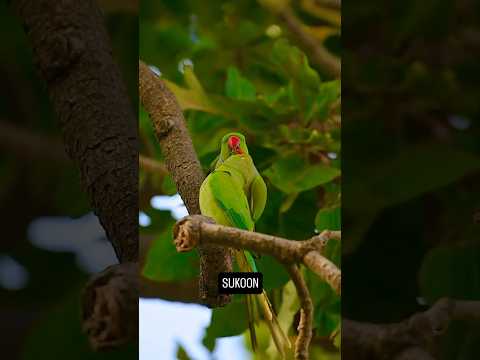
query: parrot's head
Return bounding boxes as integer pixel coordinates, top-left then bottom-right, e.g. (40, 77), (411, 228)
(220, 132), (249, 160)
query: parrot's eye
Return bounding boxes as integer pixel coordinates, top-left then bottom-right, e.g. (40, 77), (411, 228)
(228, 135), (240, 149)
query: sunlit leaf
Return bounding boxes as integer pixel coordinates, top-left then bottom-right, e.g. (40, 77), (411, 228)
(264, 154), (340, 194)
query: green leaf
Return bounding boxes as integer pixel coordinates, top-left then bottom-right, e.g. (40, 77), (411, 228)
(332, 323), (341, 348)
(309, 80), (341, 121)
(323, 237), (341, 267)
(261, 84), (296, 115)
(162, 175), (178, 196)
(279, 192), (299, 213)
(305, 268), (341, 335)
(419, 245), (480, 304)
(203, 301), (248, 350)
(280, 190), (319, 240)
(142, 226), (199, 281)
(315, 206), (341, 232)
(176, 343), (192, 360)
(271, 39), (320, 90)
(264, 154), (340, 194)
(256, 255), (289, 290)
(164, 79), (219, 114)
(345, 144), (480, 212)
(225, 67), (256, 101)
(187, 111), (230, 157)
(270, 39), (321, 121)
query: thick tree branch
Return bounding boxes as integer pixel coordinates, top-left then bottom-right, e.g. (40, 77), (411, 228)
(343, 298), (480, 360)
(13, 1), (139, 350)
(173, 215), (341, 294)
(82, 263), (138, 351)
(139, 61), (232, 307)
(287, 265), (313, 360)
(13, 0), (138, 263)
(279, 8), (341, 78)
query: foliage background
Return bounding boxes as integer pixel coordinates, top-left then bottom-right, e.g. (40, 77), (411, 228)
(139, 0), (341, 359)
(343, 0), (480, 359)
(0, 2), (137, 359)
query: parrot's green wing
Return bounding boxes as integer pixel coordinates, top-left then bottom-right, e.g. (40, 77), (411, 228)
(205, 170), (255, 231)
(249, 174), (267, 223)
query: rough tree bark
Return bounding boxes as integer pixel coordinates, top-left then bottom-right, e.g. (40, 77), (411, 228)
(343, 298), (480, 360)
(12, 0), (138, 263)
(12, 0), (138, 349)
(139, 61), (233, 307)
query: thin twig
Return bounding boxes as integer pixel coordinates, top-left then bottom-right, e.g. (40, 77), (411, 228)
(139, 154), (167, 175)
(286, 264), (313, 360)
(314, 0), (341, 10)
(279, 8), (341, 77)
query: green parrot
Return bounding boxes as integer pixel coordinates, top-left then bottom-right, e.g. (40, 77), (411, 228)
(199, 132), (290, 355)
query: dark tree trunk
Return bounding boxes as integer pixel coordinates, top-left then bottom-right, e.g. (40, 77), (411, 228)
(12, 0), (138, 263)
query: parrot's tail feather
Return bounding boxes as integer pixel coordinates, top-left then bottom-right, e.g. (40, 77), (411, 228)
(246, 294), (257, 352)
(235, 250), (290, 356)
(257, 290), (291, 357)
(263, 290), (291, 348)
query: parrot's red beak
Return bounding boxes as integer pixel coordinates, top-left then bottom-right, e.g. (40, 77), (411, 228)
(228, 135), (242, 154)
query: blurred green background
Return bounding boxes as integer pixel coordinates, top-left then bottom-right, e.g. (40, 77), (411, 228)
(343, 0), (480, 359)
(0, 2), (137, 359)
(139, 0), (341, 359)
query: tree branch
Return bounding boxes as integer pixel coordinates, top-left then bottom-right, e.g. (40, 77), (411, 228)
(259, 1), (341, 77)
(82, 263), (138, 351)
(173, 215), (341, 294)
(140, 277), (200, 303)
(279, 8), (341, 78)
(314, 0), (341, 10)
(139, 61), (233, 307)
(13, 0), (139, 350)
(13, 0), (138, 263)
(287, 264), (313, 360)
(139, 154), (167, 175)
(343, 298), (480, 360)
(173, 215), (338, 359)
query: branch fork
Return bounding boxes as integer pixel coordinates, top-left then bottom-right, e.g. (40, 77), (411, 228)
(173, 214), (341, 359)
